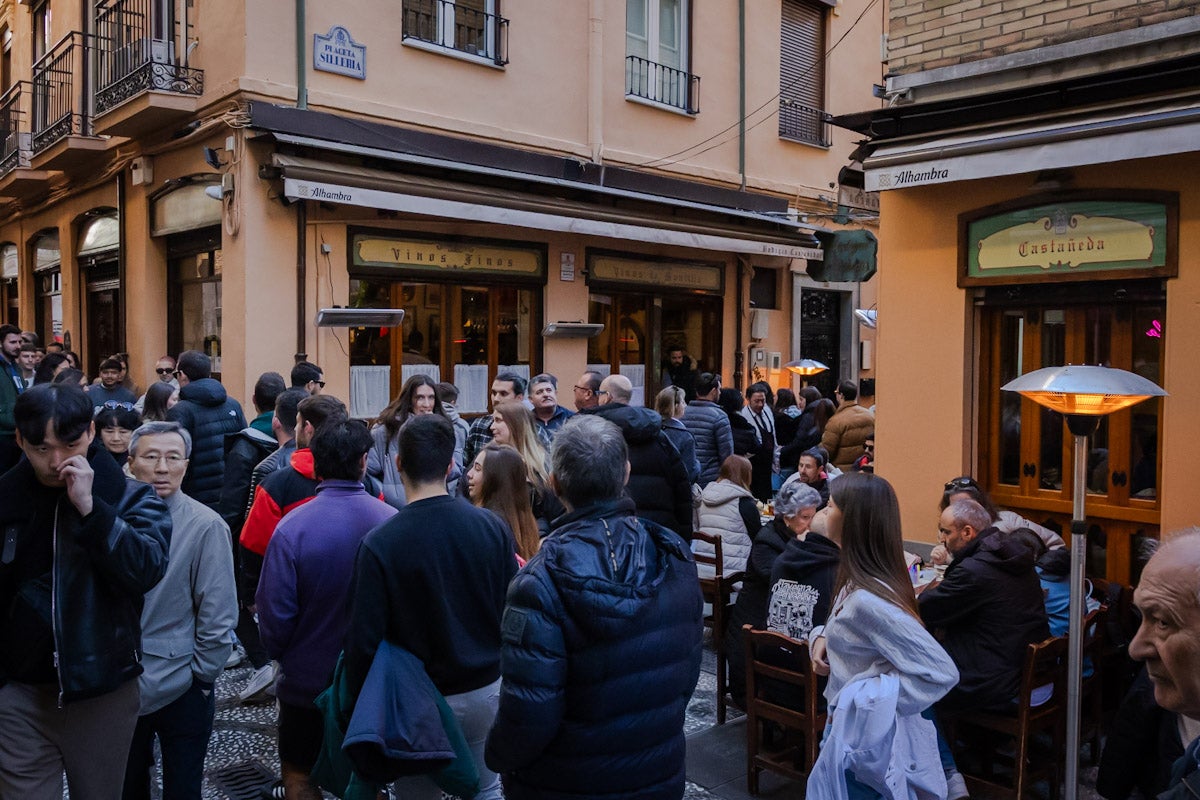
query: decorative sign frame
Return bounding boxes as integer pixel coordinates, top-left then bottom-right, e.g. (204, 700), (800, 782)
(958, 191), (1178, 287)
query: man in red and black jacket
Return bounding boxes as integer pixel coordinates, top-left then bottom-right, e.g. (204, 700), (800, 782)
(240, 395), (347, 558)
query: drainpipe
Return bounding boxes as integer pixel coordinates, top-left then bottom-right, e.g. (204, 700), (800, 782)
(735, 256), (747, 390)
(117, 173), (126, 360)
(588, 0), (603, 162)
(738, 0), (746, 190)
(296, 0), (307, 109)
(296, 202), (306, 356)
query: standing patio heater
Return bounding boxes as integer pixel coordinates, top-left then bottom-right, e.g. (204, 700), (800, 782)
(1002, 364), (1166, 800)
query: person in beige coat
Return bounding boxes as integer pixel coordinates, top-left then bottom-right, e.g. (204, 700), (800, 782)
(820, 380), (875, 470)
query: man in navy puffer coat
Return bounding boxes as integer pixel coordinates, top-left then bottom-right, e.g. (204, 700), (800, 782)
(486, 415), (703, 800)
(167, 350), (246, 509)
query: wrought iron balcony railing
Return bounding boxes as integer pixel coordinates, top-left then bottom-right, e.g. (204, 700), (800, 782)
(779, 99), (831, 147)
(94, 0), (203, 115)
(402, 0), (509, 66)
(32, 33), (93, 154)
(0, 82), (32, 175)
(625, 55), (699, 114)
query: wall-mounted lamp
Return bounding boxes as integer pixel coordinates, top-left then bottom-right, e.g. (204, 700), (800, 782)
(854, 308), (877, 329)
(542, 322), (604, 338)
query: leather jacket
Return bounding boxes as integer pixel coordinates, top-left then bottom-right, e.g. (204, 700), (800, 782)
(0, 444), (171, 702)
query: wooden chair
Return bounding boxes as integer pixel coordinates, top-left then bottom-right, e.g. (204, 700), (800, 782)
(742, 625), (826, 795)
(950, 635), (1070, 800)
(691, 531), (742, 724)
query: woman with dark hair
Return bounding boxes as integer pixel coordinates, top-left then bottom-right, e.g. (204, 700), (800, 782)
(33, 352), (70, 385)
(93, 403), (143, 469)
(717, 387), (759, 458)
(366, 375), (448, 508)
(470, 443), (540, 564)
(779, 390), (829, 473)
(694, 454), (760, 575)
(773, 388), (803, 454)
(142, 381), (179, 422)
(62, 350), (81, 370)
(930, 476), (1065, 565)
(807, 473), (960, 800)
(491, 400), (563, 534)
(52, 368), (88, 388)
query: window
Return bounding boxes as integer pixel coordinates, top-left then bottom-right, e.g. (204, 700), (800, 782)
(32, 1), (50, 61)
(779, 0), (830, 146)
(168, 230), (223, 377)
(402, 0), (509, 65)
(625, 0), (698, 113)
(750, 266), (779, 310)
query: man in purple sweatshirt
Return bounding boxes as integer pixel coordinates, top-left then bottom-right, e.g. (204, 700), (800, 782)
(256, 419), (396, 800)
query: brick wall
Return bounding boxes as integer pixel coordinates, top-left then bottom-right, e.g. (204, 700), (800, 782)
(887, 0), (1200, 74)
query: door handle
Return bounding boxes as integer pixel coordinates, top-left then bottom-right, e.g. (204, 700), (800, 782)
(1023, 462), (1037, 478)
(1111, 471), (1127, 487)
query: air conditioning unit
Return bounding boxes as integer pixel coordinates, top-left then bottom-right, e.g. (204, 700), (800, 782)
(115, 37), (176, 69)
(749, 309), (770, 340)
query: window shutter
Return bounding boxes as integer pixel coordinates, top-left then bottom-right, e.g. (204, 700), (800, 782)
(781, 0), (824, 110)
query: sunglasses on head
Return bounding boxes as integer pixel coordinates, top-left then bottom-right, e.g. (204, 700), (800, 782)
(944, 477), (979, 492)
(102, 401), (135, 411)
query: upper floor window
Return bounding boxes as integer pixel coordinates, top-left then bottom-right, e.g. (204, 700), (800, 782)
(779, 0), (831, 146)
(32, 1), (51, 61)
(402, 0), (509, 66)
(625, 0), (698, 114)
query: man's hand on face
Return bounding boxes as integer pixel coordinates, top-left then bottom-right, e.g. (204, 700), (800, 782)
(58, 455), (95, 517)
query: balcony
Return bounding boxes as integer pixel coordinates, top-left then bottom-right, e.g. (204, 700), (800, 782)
(402, 0), (509, 66)
(0, 82), (54, 200)
(30, 32), (106, 170)
(93, 0), (203, 137)
(625, 56), (699, 115)
(779, 100), (831, 147)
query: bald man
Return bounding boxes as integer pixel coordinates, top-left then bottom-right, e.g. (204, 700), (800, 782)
(589, 374), (692, 538)
(1130, 529), (1200, 796)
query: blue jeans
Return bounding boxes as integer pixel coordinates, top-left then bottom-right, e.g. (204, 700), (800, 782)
(921, 707), (959, 774)
(123, 679), (215, 800)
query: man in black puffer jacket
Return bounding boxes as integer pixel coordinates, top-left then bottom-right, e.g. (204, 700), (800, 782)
(486, 415), (703, 800)
(167, 350), (246, 510)
(591, 374), (692, 538)
(919, 498), (1049, 712)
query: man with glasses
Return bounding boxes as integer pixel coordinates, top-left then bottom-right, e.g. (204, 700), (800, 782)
(290, 361), (324, 396)
(86, 357), (137, 414)
(572, 370), (603, 412)
(123, 421), (236, 800)
(134, 357), (178, 414)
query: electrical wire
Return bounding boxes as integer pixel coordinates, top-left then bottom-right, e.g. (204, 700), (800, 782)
(635, 0), (882, 170)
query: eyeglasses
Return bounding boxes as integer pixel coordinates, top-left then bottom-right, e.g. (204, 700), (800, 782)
(573, 385), (593, 394)
(102, 401), (135, 411)
(155, 367), (174, 375)
(944, 477), (979, 492)
(135, 453), (188, 466)
(595, 390), (610, 398)
(312, 380), (326, 388)
(172, 370), (183, 378)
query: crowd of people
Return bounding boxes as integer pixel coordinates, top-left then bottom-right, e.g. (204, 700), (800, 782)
(0, 330), (1197, 800)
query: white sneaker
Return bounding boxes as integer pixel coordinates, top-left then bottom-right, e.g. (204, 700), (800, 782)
(225, 644), (247, 670)
(945, 770), (969, 800)
(239, 662), (277, 704)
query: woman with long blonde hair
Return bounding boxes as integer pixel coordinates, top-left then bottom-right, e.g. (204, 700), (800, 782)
(491, 401), (562, 532)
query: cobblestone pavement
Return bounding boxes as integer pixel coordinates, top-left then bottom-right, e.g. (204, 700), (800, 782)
(119, 641), (1102, 799)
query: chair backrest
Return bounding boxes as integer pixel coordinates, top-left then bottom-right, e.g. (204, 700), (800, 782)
(1018, 635), (1069, 723)
(742, 624), (823, 718)
(693, 530), (725, 580)
(1082, 605), (1108, 662)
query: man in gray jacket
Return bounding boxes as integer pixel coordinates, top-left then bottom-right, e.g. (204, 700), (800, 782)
(682, 371), (733, 485)
(123, 421), (238, 800)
